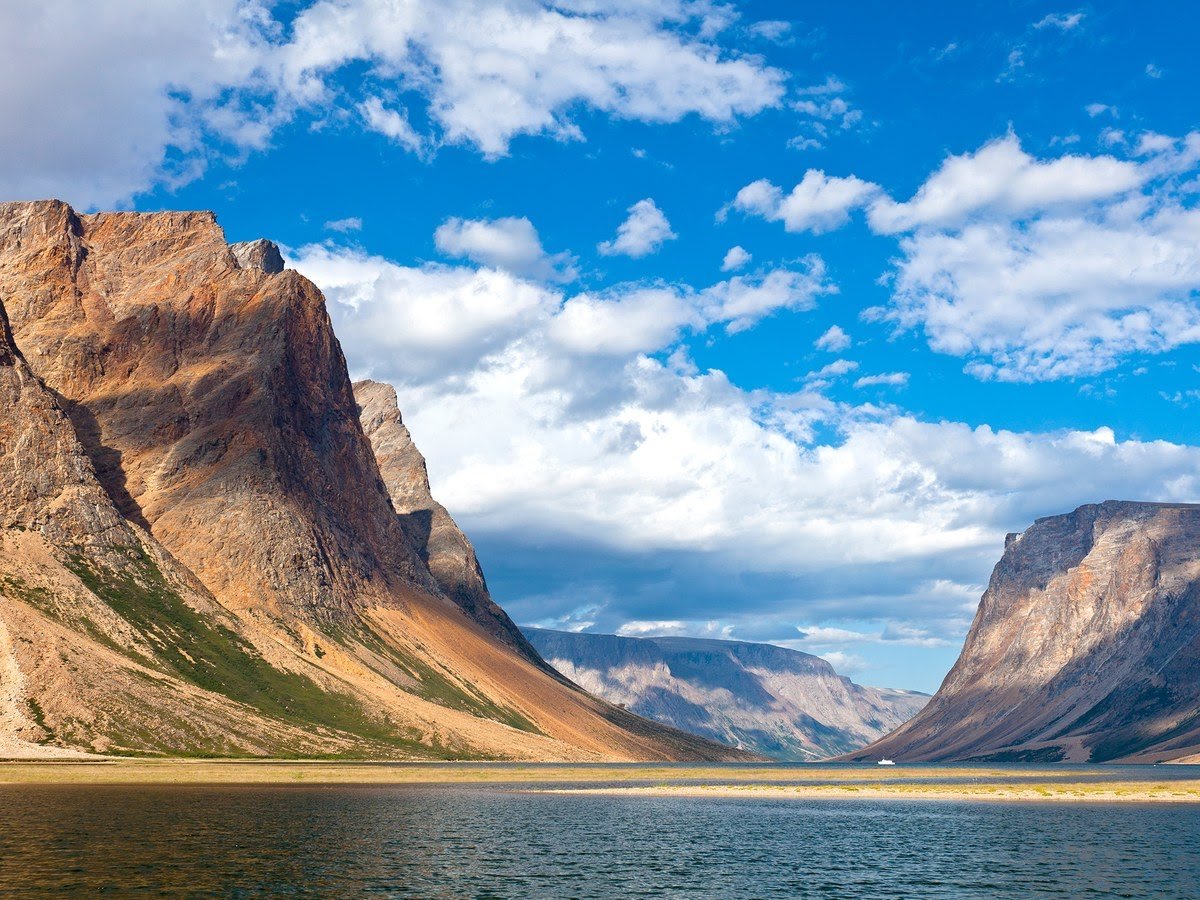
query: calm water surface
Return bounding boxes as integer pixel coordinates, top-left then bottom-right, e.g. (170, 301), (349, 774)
(2, 772), (1199, 897)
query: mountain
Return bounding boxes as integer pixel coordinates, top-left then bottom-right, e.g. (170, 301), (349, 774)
(523, 628), (928, 759)
(847, 501), (1200, 763)
(0, 199), (744, 762)
(354, 379), (546, 667)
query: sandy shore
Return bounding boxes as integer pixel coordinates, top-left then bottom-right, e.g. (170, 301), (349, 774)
(0, 760), (1074, 785)
(542, 781), (1200, 803)
(0, 761), (1197, 803)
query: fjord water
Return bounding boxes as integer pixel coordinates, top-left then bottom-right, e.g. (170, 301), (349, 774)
(3, 770), (1200, 897)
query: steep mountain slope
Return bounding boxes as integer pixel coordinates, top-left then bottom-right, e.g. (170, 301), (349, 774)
(848, 501), (1200, 763)
(354, 379), (543, 665)
(0, 296), (365, 758)
(524, 628), (928, 759)
(0, 199), (743, 761)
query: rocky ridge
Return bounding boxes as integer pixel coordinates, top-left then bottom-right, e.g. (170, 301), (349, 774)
(0, 199), (743, 761)
(524, 627), (928, 759)
(848, 501), (1200, 763)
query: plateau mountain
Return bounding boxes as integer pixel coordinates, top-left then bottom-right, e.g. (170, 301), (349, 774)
(524, 628), (928, 759)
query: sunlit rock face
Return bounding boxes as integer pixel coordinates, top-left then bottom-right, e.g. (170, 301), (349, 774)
(0, 199), (746, 763)
(524, 628), (928, 759)
(849, 501), (1200, 763)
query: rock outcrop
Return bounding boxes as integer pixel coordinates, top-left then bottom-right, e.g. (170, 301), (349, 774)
(847, 501), (1200, 763)
(0, 199), (744, 762)
(524, 628), (928, 759)
(354, 380), (545, 667)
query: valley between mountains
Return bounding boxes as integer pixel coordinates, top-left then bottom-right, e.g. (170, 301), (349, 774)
(5, 200), (1200, 766)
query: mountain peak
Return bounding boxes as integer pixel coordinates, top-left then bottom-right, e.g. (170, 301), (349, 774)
(849, 500), (1200, 763)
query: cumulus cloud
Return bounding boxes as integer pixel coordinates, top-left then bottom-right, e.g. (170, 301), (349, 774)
(854, 372), (909, 388)
(288, 244), (559, 383)
(358, 97), (427, 156)
(292, 241), (1200, 679)
(721, 245), (752, 271)
(598, 199), (678, 258)
(435, 216), (576, 281)
(865, 134), (1142, 233)
(0, 0), (273, 207)
(802, 359), (858, 389)
(324, 217), (363, 233)
(738, 132), (1200, 381)
(815, 325), (851, 352)
(725, 170), (879, 233)
(875, 134), (1200, 381)
(2, 0), (785, 206)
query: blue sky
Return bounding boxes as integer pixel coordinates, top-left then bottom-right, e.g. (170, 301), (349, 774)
(5, 0), (1200, 691)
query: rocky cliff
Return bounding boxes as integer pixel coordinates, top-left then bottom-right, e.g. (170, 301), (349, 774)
(0, 199), (744, 762)
(848, 501), (1200, 763)
(354, 380), (546, 667)
(524, 628), (928, 759)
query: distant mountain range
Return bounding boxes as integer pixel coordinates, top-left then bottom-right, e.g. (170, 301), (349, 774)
(523, 628), (928, 759)
(847, 501), (1200, 764)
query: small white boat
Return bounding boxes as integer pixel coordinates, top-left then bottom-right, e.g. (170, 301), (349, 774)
(877, 758), (896, 766)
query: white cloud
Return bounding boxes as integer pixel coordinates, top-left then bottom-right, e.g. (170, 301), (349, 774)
(747, 20), (792, 43)
(549, 288), (701, 356)
(358, 97), (426, 156)
(803, 359), (857, 388)
(1033, 11), (1084, 30)
(293, 242), (1200, 654)
(280, 0), (785, 158)
(816, 651), (870, 674)
(726, 170), (879, 234)
(728, 133), (1200, 381)
(721, 245), (752, 271)
(615, 620), (688, 637)
(998, 48), (1025, 82)
(796, 622), (949, 649)
(866, 134), (1142, 233)
(1086, 103), (1116, 118)
(325, 216), (363, 233)
(1, 0), (785, 205)
(815, 325), (851, 352)
(854, 372), (909, 389)
(435, 216), (576, 281)
(792, 79), (862, 131)
(288, 244), (558, 383)
(1146, 63), (1163, 79)
(881, 206), (1200, 381)
(0, 0), (272, 207)
(549, 262), (833, 355)
(598, 199), (678, 258)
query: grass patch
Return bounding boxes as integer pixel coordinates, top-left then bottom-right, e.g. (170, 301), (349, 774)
(61, 545), (458, 756)
(336, 620), (543, 735)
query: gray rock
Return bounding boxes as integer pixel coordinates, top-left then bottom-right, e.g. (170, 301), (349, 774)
(848, 501), (1200, 763)
(524, 627), (928, 759)
(231, 238), (284, 274)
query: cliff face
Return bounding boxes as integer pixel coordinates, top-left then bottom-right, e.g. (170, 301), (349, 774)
(353, 380), (545, 666)
(849, 501), (1200, 763)
(0, 199), (743, 762)
(524, 628), (928, 759)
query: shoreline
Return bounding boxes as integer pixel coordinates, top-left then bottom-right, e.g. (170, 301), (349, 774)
(535, 782), (1200, 804)
(0, 760), (1197, 803)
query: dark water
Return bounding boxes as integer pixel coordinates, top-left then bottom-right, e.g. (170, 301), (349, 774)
(2, 777), (1199, 897)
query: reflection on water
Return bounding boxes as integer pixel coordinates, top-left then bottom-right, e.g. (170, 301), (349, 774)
(1, 782), (1198, 897)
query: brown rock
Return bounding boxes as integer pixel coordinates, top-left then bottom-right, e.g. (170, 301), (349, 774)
(354, 379), (547, 667)
(847, 501), (1200, 763)
(0, 199), (745, 761)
